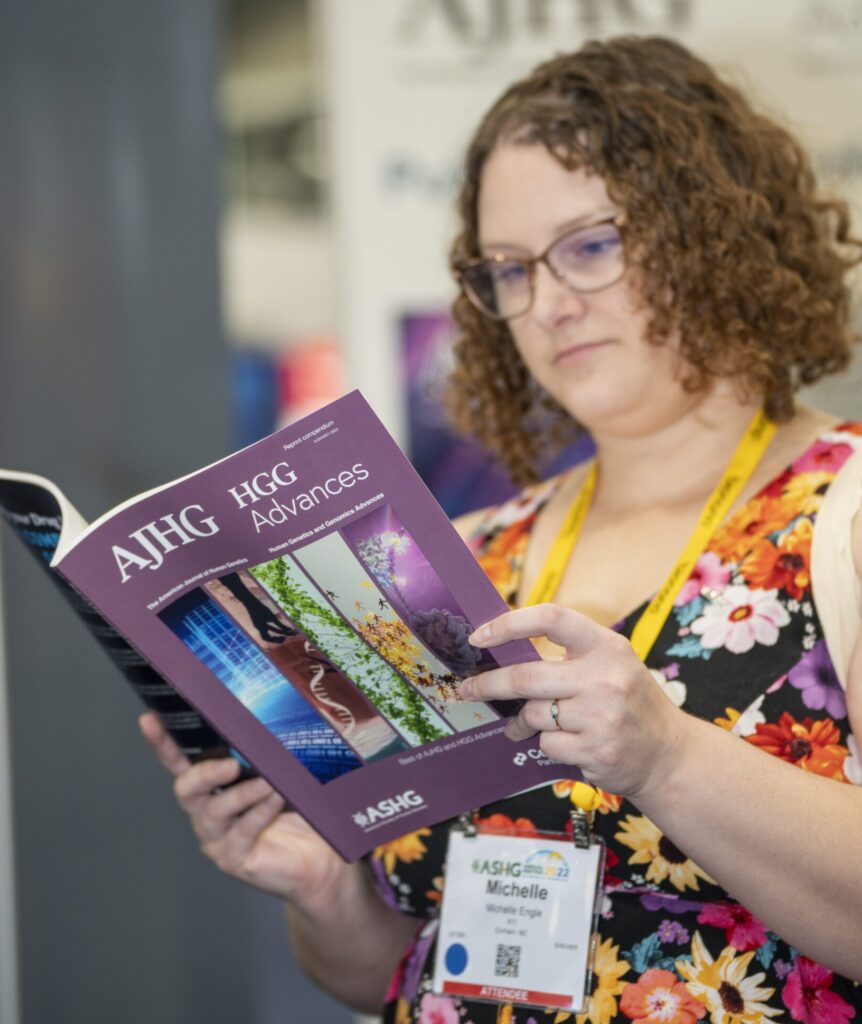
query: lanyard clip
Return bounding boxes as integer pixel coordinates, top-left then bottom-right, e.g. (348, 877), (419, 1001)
(570, 808), (593, 849)
(456, 811), (478, 837)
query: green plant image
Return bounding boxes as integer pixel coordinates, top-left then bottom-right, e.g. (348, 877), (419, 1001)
(351, 609), (460, 702)
(250, 557), (450, 746)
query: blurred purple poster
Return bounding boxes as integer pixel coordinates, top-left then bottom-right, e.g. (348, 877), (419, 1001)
(400, 310), (514, 518)
(400, 310), (593, 517)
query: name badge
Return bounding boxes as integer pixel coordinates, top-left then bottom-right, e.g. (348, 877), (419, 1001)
(432, 821), (604, 1012)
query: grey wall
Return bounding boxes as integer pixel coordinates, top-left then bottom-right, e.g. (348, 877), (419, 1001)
(0, 545), (20, 1024)
(0, 2), (351, 1022)
(802, 355), (862, 421)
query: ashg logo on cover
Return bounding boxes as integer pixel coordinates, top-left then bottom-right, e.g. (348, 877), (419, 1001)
(352, 789), (426, 829)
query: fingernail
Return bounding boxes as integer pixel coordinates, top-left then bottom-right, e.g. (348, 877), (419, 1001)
(470, 624), (491, 645)
(459, 679), (474, 699)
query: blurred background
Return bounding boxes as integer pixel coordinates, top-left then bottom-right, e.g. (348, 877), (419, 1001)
(0, 1), (860, 1022)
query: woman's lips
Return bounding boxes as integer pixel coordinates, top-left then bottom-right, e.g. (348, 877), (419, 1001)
(553, 339), (613, 363)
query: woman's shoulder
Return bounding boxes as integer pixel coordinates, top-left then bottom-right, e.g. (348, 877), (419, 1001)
(753, 406), (860, 497)
(780, 405), (861, 454)
(452, 467), (581, 547)
(452, 468), (586, 605)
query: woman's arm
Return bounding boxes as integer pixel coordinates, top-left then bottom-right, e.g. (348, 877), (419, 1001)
(461, 604), (862, 980)
(285, 860), (419, 1013)
(140, 713), (418, 1013)
(634, 704), (862, 979)
(845, 496), (862, 739)
(639, 493), (862, 974)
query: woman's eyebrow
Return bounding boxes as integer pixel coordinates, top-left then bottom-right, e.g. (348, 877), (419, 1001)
(479, 209), (621, 254)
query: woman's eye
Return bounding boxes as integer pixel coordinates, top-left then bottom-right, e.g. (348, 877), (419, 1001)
(581, 238), (618, 257)
(557, 230), (621, 263)
(493, 263), (527, 285)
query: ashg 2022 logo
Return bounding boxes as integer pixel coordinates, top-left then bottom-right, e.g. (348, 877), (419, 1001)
(352, 790), (426, 829)
(524, 848), (570, 881)
(471, 849), (570, 881)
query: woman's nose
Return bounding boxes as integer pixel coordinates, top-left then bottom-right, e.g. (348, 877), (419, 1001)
(529, 261), (588, 328)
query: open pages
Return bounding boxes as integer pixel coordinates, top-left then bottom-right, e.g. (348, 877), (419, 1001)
(0, 468), (234, 766)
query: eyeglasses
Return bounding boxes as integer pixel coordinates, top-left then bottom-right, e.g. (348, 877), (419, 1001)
(455, 215), (626, 322)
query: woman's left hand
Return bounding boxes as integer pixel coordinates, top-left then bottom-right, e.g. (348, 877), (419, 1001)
(459, 603), (689, 800)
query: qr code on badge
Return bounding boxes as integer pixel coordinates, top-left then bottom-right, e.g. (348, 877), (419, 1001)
(494, 943), (521, 979)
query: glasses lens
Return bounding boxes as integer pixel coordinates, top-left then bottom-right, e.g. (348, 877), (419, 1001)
(548, 222), (624, 291)
(461, 259), (531, 320)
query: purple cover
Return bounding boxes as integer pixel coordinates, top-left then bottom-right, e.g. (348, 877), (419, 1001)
(56, 392), (569, 860)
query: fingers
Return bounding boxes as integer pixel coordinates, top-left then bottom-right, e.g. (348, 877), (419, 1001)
(139, 712), (251, 810)
(138, 711), (193, 777)
(224, 790), (284, 853)
(460, 617), (610, 742)
(174, 767), (284, 864)
(502, 707), (541, 743)
(192, 775), (279, 844)
(503, 696), (579, 742)
(139, 713), (292, 887)
(466, 606), (685, 796)
(470, 604), (606, 657)
(196, 784), (285, 879)
(460, 658), (583, 702)
(201, 793), (287, 884)
(173, 755), (242, 812)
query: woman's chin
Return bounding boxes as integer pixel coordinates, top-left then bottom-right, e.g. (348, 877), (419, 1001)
(547, 385), (637, 434)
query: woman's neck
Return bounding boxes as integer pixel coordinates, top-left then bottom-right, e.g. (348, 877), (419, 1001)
(587, 392), (766, 516)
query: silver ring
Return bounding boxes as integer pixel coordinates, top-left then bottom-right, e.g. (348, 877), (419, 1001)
(549, 699), (562, 731)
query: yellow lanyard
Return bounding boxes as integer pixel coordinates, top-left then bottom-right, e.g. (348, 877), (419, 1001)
(524, 409), (777, 663)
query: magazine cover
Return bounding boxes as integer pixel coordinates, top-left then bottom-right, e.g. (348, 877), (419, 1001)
(48, 392), (564, 859)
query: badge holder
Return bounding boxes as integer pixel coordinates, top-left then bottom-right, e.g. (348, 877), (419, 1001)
(432, 808), (605, 1013)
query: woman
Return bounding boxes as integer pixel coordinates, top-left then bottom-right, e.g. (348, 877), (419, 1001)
(141, 36), (862, 1023)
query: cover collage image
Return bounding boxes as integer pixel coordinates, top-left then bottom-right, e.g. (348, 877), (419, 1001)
(158, 503), (501, 785)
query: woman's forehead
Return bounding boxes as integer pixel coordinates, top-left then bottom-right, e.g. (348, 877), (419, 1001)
(477, 143), (618, 251)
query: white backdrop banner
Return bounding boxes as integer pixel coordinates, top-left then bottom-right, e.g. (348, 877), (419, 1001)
(320, 0), (862, 440)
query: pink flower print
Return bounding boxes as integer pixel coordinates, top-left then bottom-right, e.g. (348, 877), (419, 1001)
(792, 440), (852, 475)
(697, 902), (767, 951)
(401, 921), (438, 1003)
(676, 552), (732, 606)
(788, 641), (847, 720)
(690, 585), (790, 654)
(418, 993), (462, 1024)
(781, 956), (855, 1024)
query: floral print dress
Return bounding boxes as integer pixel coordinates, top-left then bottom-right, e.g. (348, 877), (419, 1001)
(370, 423), (862, 1024)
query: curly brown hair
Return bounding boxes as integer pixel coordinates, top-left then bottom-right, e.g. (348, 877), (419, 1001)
(445, 35), (861, 486)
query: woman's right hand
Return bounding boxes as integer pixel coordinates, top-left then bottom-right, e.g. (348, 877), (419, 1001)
(138, 711), (350, 907)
